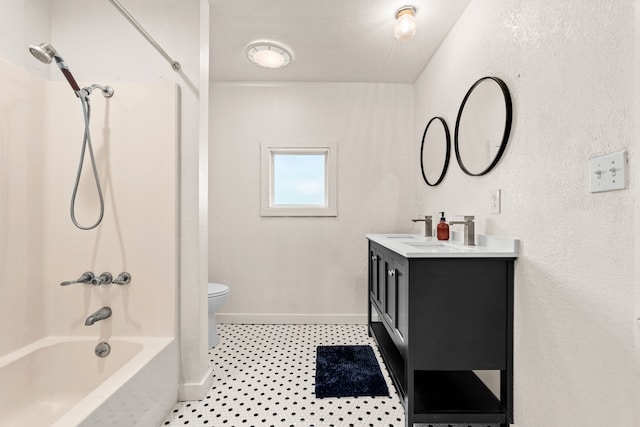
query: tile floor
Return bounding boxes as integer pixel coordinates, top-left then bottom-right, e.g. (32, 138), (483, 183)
(162, 324), (405, 427)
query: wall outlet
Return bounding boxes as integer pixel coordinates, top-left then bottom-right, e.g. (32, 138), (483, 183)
(589, 151), (627, 193)
(490, 189), (501, 214)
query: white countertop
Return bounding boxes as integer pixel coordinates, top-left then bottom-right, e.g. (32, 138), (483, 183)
(366, 232), (519, 258)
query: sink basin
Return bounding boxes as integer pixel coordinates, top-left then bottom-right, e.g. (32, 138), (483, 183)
(405, 241), (447, 247)
(405, 241), (465, 253)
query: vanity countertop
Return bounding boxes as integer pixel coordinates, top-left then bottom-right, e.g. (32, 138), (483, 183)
(366, 232), (519, 259)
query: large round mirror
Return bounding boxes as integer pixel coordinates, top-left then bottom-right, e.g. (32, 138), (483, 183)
(454, 76), (512, 176)
(420, 116), (451, 186)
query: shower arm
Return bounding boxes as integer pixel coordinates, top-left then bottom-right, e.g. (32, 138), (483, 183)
(107, 0), (181, 72)
(53, 55), (113, 99)
(78, 84), (115, 99)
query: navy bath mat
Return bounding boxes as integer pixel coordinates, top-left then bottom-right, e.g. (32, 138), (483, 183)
(315, 345), (389, 398)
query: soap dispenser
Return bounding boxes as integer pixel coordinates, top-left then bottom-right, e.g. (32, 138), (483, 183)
(437, 212), (449, 241)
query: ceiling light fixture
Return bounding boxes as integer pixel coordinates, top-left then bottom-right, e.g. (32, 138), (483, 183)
(394, 6), (417, 42)
(246, 41), (292, 69)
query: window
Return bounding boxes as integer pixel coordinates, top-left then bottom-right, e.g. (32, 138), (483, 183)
(261, 142), (337, 216)
(272, 153), (326, 206)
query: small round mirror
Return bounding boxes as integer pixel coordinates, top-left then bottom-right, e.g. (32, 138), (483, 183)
(454, 76), (512, 176)
(420, 116), (451, 186)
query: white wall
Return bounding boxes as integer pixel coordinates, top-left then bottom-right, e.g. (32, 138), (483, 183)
(210, 82), (414, 323)
(41, 82), (178, 338)
(0, 0), (50, 79)
(635, 1), (640, 423)
(0, 62), (179, 350)
(413, 1), (634, 425)
(0, 7), (51, 356)
(0, 59), (46, 357)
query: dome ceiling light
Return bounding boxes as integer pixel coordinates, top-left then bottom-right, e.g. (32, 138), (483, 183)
(246, 41), (292, 69)
(394, 5), (417, 42)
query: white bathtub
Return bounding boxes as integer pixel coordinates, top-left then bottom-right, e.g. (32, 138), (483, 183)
(0, 336), (177, 427)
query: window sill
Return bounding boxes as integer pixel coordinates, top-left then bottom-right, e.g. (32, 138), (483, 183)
(261, 207), (337, 217)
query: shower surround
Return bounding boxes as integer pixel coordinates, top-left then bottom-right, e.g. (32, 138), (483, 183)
(0, 58), (179, 425)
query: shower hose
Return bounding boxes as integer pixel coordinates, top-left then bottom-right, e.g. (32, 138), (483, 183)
(70, 95), (104, 230)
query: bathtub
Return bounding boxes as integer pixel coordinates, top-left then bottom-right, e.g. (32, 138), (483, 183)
(0, 336), (177, 427)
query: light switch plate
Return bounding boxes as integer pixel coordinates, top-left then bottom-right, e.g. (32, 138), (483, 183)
(490, 189), (501, 214)
(589, 151), (627, 193)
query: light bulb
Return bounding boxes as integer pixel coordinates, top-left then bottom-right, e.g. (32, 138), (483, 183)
(394, 6), (417, 42)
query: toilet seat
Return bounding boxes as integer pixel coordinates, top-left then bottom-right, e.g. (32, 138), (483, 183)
(208, 282), (229, 298)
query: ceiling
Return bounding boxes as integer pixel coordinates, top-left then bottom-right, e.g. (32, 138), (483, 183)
(210, 0), (471, 84)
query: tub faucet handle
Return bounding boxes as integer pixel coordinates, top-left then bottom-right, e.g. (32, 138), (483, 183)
(60, 271), (95, 286)
(113, 272), (131, 285)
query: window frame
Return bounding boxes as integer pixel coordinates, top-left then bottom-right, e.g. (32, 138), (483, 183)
(260, 141), (337, 217)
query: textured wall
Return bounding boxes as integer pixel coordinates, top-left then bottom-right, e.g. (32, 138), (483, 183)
(413, 0), (634, 425)
(210, 82), (414, 323)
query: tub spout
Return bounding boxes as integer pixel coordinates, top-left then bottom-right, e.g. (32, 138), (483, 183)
(85, 307), (112, 326)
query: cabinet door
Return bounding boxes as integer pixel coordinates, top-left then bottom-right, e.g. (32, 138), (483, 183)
(384, 256), (408, 352)
(369, 247), (378, 301)
(394, 261), (408, 345)
(383, 256), (396, 327)
(369, 246), (384, 309)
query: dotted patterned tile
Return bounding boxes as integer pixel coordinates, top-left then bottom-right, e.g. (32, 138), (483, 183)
(162, 324), (405, 427)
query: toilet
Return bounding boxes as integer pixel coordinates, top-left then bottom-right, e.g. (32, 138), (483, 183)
(208, 282), (230, 348)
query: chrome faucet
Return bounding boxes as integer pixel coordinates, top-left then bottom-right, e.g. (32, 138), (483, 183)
(411, 215), (433, 237)
(449, 215), (475, 246)
(91, 272), (113, 286)
(112, 272), (131, 285)
(85, 307), (112, 326)
(60, 272), (95, 286)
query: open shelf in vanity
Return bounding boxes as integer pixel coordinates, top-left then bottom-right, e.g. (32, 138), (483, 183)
(366, 234), (517, 427)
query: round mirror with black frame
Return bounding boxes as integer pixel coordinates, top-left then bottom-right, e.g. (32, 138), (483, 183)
(420, 116), (451, 186)
(454, 76), (512, 176)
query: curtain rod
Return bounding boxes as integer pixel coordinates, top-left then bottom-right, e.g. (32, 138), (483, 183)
(107, 0), (181, 71)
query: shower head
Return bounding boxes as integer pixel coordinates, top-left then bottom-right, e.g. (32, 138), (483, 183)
(28, 42), (81, 95)
(29, 42), (57, 64)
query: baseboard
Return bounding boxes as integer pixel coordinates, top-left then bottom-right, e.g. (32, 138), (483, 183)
(216, 313), (367, 325)
(178, 366), (214, 401)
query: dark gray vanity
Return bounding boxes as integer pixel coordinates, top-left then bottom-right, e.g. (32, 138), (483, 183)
(366, 233), (518, 427)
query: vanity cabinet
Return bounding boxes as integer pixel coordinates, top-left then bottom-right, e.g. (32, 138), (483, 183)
(367, 239), (515, 427)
